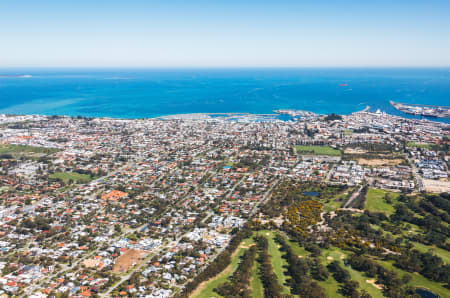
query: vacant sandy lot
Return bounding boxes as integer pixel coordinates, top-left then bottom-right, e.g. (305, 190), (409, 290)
(344, 148), (368, 154)
(112, 249), (149, 273)
(423, 179), (450, 193)
(83, 259), (101, 268)
(358, 158), (403, 166)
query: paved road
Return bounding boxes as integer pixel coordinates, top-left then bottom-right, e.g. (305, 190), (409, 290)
(342, 185), (364, 208)
(19, 159), (183, 297)
(21, 154), (275, 296)
(249, 179), (279, 217)
(100, 235), (184, 297)
(325, 164), (335, 182)
(408, 156), (423, 192)
(100, 166), (221, 295)
(178, 176), (279, 295)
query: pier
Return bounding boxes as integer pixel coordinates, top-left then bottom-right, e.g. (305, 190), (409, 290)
(390, 101), (450, 118)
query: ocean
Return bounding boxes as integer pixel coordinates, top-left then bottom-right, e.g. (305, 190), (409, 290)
(0, 68), (449, 122)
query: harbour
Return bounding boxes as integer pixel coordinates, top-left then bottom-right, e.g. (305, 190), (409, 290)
(390, 101), (450, 118)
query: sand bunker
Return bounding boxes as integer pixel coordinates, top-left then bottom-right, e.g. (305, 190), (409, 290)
(366, 279), (383, 289)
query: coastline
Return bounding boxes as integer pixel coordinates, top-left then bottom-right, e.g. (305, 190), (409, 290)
(1, 68), (450, 123)
(2, 106), (450, 125)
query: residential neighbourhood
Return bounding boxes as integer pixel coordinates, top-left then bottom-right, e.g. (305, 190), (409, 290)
(0, 111), (448, 297)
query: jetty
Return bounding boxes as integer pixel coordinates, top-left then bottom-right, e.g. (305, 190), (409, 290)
(390, 101), (450, 118)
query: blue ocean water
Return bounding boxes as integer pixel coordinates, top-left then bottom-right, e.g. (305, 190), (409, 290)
(0, 68), (449, 122)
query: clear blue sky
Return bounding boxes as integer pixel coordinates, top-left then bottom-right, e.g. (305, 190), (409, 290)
(1, 0), (450, 67)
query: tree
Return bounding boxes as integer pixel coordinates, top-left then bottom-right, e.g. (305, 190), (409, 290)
(339, 280), (359, 297)
(312, 260), (329, 281)
(325, 113), (343, 121)
(327, 261), (350, 283)
(360, 289), (372, 298)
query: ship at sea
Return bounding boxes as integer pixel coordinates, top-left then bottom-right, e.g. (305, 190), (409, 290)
(390, 101), (450, 118)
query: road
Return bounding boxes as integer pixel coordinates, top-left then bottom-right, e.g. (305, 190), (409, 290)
(19, 153), (276, 296)
(177, 176), (279, 295)
(99, 166), (221, 295)
(20, 159), (181, 297)
(249, 179), (279, 217)
(100, 233), (185, 297)
(325, 164), (335, 182)
(407, 156), (423, 192)
(342, 185), (364, 209)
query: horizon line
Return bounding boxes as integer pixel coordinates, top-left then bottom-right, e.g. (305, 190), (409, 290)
(1, 65), (450, 69)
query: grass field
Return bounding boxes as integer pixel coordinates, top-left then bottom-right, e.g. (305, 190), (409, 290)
(282, 237), (346, 297)
(316, 247), (345, 297)
(318, 275), (344, 298)
(0, 144), (58, 156)
(49, 172), (93, 184)
(406, 142), (432, 149)
(371, 221), (422, 239)
(412, 241), (450, 265)
(283, 235), (448, 298)
(193, 231), (291, 298)
(320, 247), (384, 298)
(376, 259), (450, 298)
(365, 188), (400, 216)
(193, 228), (450, 298)
(192, 237), (255, 298)
(344, 130), (354, 135)
(321, 192), (348, 212)
(250, 257), (264, 298)
(285, 237), (309, 258)
(320, 245), (450, 297)
(255, 230), (291, 295)
(295, 145), (341, 156)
